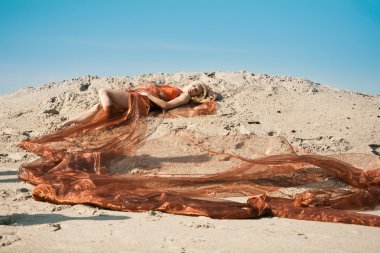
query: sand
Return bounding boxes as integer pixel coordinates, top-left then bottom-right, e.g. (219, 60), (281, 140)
(1, 71), (379, 252)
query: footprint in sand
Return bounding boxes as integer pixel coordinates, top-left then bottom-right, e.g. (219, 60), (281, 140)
(0, 190), (11, 200)
(12, 188), (32, 201)
(51, 205), (73, 212)
(180, 221), (215, 229)
(49, 223), (62, 231)
(0, 234), (21, 247)
(145, 210), (164, 221)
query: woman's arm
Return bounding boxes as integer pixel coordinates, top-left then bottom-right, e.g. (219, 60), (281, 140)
(139, 92), (191, 110)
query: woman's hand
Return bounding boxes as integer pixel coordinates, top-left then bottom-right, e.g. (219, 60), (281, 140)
(208, 90), (217, 101)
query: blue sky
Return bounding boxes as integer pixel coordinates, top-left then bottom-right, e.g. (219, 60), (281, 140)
(1, 0), (379, 94)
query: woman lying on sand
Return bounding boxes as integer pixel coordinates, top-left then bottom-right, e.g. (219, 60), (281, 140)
(60, 81), (217, 128)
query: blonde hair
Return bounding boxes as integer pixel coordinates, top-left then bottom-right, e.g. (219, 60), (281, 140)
(187, 81), (211, 104)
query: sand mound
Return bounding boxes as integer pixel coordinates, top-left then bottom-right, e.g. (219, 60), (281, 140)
(1, 71), (379, 252)
(1, 71), (379, 164)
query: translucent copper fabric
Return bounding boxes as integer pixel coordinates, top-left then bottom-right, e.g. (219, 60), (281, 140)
(18, 83), (380, 227)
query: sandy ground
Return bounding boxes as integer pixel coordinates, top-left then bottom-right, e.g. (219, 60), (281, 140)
(1, 71), (379, 252)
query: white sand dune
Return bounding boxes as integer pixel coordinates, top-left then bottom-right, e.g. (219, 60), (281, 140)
(1, 71), (379, 252)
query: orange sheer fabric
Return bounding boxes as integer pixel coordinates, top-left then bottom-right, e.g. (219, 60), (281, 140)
(157, 85), (183, 100)
(18, 83), (380, 227)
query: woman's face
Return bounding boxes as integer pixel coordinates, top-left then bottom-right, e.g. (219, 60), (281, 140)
(187, 83), (203, 97)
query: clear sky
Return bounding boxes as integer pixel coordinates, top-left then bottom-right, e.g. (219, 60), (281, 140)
(1, 0), (379, 94)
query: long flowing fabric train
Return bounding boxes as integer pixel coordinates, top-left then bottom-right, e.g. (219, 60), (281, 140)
(18, 83), (380, 227)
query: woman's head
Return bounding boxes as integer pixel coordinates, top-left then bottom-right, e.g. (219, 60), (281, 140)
(185, 81), (208, 99)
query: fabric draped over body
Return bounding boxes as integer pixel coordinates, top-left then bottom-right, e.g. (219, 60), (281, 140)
(18, 83), (380, 227)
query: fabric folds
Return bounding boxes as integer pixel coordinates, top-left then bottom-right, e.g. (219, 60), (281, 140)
(18, 83), (380, 227)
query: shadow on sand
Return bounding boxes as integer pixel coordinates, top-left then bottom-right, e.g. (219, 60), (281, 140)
(0, 213), (129, 226)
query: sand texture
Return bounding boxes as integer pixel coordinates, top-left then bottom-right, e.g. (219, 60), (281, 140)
(1, 71), (379, 252)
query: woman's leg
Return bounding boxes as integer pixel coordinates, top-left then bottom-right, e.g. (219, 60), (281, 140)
(59, 88), (131, 128)
(59, 103), (102, 128)
(98, 88), (130, 115)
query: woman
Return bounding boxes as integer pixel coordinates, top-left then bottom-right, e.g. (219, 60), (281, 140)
(59, 81), (217, 128)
